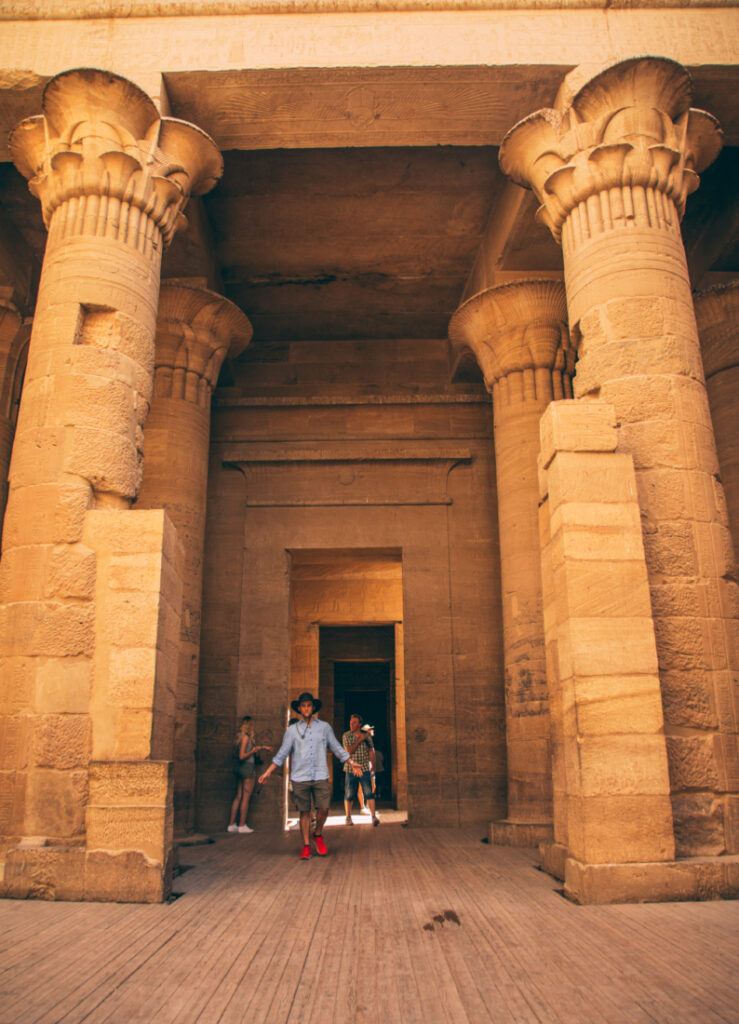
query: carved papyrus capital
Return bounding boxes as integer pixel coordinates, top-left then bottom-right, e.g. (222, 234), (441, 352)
(449, 280), (573, 404)
(694, 281), (739, 380)
(154, 283), (252, 405)
(9, 68), (222, 254)
(499, 57), (723, 244)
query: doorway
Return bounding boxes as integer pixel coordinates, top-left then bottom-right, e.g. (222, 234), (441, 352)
(331, 660), (392, 803)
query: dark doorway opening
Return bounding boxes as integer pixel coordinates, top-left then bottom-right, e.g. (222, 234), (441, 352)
(332, 661), (391, 803)
(318, 624), (398, 808)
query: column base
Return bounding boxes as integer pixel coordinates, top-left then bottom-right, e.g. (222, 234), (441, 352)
(490, 818), (554, 848)
(539, 840), (568, 880)
(564, 854), (739, 905)
(0, 842), (172, 903)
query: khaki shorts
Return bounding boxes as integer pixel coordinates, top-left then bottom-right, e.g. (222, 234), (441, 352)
(291, 779), (331, 813)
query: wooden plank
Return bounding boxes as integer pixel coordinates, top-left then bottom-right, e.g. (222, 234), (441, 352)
(0, 825), (738, 1024)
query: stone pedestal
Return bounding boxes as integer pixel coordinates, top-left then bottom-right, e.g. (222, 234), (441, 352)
(135, 284), (251, 832)
(501, 56), (739, 865)
(450, 280), (573, 845)
(0, 68), (221, 901)
(694, 283), (739, 567)
(537, 401), (738, 903)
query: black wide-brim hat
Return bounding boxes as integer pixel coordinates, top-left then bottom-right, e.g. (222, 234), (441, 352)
(290, 691), (322, 713)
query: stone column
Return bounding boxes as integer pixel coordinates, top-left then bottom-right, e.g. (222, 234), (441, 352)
(694, 283), (739, 566)
(0, 302), (25, 544)
(449, 280), (574, 845)
(500, 56), (739, 858)
(0, 68), (221, 901)
(135, 284), (252, 833)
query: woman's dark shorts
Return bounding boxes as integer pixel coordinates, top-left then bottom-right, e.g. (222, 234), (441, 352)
(235, 760), (256, 780)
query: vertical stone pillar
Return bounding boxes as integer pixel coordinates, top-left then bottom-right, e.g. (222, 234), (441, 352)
(449, 280), (574, 845)
(539, 401), (678, 903)
(694, 283), (739, 565)
(135, 284), (252, 833)
(0, 302), (25, 543)
(501, 56), (739, 858)
(0, 68), (221, 901)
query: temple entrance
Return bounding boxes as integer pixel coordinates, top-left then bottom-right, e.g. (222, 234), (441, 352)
(286, 550), (408, 828)
(332, 662), (391, 802)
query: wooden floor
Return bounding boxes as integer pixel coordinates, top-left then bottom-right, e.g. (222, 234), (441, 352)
(1, 823), (738, 1024)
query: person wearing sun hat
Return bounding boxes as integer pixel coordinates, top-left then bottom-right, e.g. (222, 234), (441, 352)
(259, 692), (362, 860)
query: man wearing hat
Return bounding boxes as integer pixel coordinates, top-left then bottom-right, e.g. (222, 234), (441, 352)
(259, 692), (362, 860)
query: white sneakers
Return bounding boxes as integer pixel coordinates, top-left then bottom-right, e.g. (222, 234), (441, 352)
(227, 824), (238, 832)
(227, 823), (254, 833)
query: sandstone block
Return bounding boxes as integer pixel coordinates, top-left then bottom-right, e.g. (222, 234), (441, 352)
(557, 617), (658, 679)
(88, 760), (172, 807)
(547, 452), (637, 509)
(47, 544), (97, 601)
(65, 425), (140, 501)
(564, 734), (671, 798)
(659, 670), (717, 729)
(86, 805), (171, 862)
(7, 426), (66, 486)
(565, 676), (665, 737)
(25, 768), (87, 838)
(31, 714), (91, 770)
(554, 559), (651, 620)
(2, 846), (86, 901)
(0, 600), (95, 658)
(3, 482), (91, 547)
(0, 657), (34, 712)
(665, 736), (721, 790)
(0, 714), (30, 770)
(539, 401), (617, 469)
(84, 848), (170, 903)
(564, 855), (739, 905)
(106, 647), (158, 707)
(566, 794), (675, 865)
(671, 792), (727, 857)
(107, 553), (163, 592)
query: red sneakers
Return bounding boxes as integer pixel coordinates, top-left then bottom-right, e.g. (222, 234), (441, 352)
(312, 834), (328, 856)
(300, 844), (311, 860)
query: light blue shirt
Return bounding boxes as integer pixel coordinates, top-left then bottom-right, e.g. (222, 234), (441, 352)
(271, 717), (350, 782)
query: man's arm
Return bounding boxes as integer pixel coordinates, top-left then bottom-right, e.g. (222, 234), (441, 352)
(259, 728), (293, 784)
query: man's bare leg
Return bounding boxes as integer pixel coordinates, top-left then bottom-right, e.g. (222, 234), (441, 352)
(314, 807), (329, 835)
(300, 810), (312, 847)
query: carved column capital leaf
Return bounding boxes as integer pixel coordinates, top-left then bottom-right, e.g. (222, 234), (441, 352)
(154, 283), (252, 399)
(9, 67), (222, 250)
(449, 280), (573, 392)
(500, 56), (723, 243)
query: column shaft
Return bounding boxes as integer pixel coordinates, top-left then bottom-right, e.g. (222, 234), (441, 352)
(695, 283), (739, 566)
(135, 284), (251, 833)
(500, 56), (739, 859)
(450, 281), (572, 842)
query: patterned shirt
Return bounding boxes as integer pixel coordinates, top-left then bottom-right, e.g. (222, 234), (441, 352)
(342, 729), (374, 773)
(271, 717), (349, 782)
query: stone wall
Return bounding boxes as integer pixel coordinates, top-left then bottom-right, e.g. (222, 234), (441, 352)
(196, 337), (506, 832)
